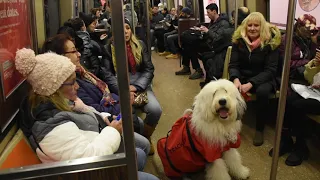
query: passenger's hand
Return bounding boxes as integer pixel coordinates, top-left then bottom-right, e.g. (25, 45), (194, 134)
(73, 97), (88, 112)
(233, 78), (242, 92)
(312, 84), (320, 89)
(130, 85), (137, 92)
(103, 117), (111, 125)
(110, 120), (123, 134)
(100, 34), (108, 40)
(199, 26), (208, 33)
(130, 92), (135, 105)
(241, 83), (253, 94)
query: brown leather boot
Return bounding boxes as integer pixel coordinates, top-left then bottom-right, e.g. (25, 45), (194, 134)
(143, 124), (156, 155)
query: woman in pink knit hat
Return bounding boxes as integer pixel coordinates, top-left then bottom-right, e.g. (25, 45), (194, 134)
(15, 48), (159, 180)
(15, 48), (122, 162)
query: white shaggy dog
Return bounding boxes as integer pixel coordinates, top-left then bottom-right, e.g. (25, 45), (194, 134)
(190, 79), (249, 180)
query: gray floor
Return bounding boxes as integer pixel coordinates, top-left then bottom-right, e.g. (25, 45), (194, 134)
(144, 52), (320, 180)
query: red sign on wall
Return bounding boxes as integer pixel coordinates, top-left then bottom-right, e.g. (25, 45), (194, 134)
(0, 0), (31, 99)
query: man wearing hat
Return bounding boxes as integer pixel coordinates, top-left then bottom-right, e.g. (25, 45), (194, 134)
(180, 7), (192, 18)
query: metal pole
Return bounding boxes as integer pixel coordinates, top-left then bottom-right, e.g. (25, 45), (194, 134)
(131, 0), (136, 34)
(110, 1), (138, 180)
(145, 0), (151, 54)
(234, 0), (239, 29)
(270, 0), (296, 179)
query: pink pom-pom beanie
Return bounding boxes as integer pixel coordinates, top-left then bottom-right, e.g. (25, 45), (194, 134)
(15, 48), (76, 96)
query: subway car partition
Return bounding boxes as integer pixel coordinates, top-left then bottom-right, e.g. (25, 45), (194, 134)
(0, 0), (138, 179)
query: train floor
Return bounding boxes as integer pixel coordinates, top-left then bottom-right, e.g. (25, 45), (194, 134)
(144, 52), (320, 180)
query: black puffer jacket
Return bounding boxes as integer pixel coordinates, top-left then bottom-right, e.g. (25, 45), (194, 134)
(205, 13), (232, 52)
(104, 40), (154, 94)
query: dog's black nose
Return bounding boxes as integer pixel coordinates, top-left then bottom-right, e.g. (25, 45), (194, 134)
(219, 99), (227, 106)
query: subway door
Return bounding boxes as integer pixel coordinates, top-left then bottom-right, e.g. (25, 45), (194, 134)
(44, 0), (60, 38)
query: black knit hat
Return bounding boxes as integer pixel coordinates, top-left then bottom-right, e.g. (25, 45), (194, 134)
(79, 12), (97, 27)
(124, 18), (132, 29)
(108, 18), (132, 29)
(181, 7), (192, 15)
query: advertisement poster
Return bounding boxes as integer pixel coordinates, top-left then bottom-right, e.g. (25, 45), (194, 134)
(203, 0), (220, 23)
(270, 0), (320, 29)
(0, 0), (31, 99)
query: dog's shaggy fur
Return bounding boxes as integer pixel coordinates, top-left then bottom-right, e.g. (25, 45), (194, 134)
(188, 79), (250, 180)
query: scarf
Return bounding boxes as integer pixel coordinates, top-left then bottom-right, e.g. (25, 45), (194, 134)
(244, 36), (261, 51)
(241, 30), (261, 51)
(77, 66), (117, 106)
(126, 43), (137, 74)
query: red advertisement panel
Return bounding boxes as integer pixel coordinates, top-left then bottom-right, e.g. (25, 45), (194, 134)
(0, 0), (31, 99)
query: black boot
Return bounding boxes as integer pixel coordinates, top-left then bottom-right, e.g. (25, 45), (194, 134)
(285, 138), (309, 166)
(269, 132), (294, 157)
(189, 68), (203, 80)
(175, 66), (191, 75)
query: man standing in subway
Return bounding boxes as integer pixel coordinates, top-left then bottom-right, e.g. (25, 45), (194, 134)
(176, 3), (232, 80)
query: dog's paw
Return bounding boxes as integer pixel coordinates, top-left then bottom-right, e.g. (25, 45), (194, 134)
(234, 166), (250, 179)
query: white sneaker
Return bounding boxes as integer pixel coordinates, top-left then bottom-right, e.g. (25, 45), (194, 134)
(151, 47), (155, 51)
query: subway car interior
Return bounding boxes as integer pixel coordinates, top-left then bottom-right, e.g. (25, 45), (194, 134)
(0, 0), (320, 179)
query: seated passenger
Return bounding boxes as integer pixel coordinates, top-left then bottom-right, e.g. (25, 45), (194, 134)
(159, 7), (183, 59)
(42, 34), (120, 116)
(279, 14), (318, 83)
(155, 7), (179, 54)
(150, 6), (164, 50)
(15, 49), (122, 162)
(15, 49), (158, 180)
(200, 6), (250, 88)
(108, 19), (162, 155)
(65, 17), (112, 84)
(65, 16), (100, 76)
(175, 3), (232, 80)
(269, 50), (320, 166)
(230, 7), (250, 27)
(229, 12), (281, 146)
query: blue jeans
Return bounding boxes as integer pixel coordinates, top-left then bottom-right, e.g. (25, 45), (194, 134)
(134, 132), (150, 155)
(136, 148), (159, 180)
(142, 88), (162, 127)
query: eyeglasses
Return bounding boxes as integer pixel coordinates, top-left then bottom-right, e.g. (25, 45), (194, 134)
(64, 49), (79, 54)
(62, 80), (77, 86)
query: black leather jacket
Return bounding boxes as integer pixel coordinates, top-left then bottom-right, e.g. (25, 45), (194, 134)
(103, 40), (154, 94)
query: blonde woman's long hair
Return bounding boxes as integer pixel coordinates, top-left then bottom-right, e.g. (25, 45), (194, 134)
(29, 89), (72, 115)
(232, 12), (272, 49)
(111, 30), (142, 71)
